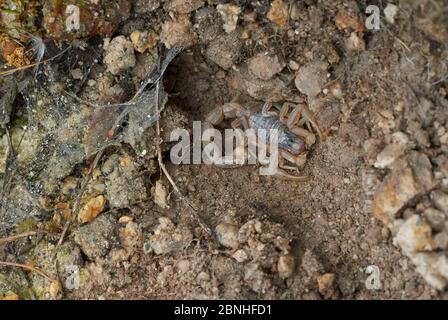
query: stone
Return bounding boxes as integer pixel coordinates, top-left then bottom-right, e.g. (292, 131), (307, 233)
(244, 263), (272, 293)
(423, 208), (446, 232)
(277, 254), (295, 279)
(267, 0), (289, 27)
(334, 10), (366, 32)
(232, 249), (248, 263)
(103, 36), (136, 75)
(288, 60), (300, 71)
(217, 4), (241, 33)
(145, 217), (193, 255)
(317, 273), (336, 297)
(373, 166), (421, 225)
(374, 132), (411, 169)
(102, 155), (147, 209)
(193, 7), (223, 44)
(153, 180), (170, 209)
(215, 222), (239, 249)
(160, 15), (197, 49)
(411, 253), (447, 290)
(393, 215), (433, 256)
(119, 221), (143, 253)
(294, 61), (328, 98)
(345, 32), (365, 51)
(248, 53), (285, 80)
(130, 31), (159, 53)
(230, 65), (294, 102)
(434, 232), (448, 250)
(290, 3), (300, 21)
(431, 190), (448, 215)
(73, 215), (116, 259)
(55, 242), (84, 290)
(78, 195), (106, 224)
(300, 249), (324, 276)
(384, 4), (399, 24)
(372, 153), (434, 225)
(205, 32), (242, 70)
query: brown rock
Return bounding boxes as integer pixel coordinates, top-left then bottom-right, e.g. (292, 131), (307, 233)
(205, 32), (242, 70)
(103, 36), (136, 75)
(267, 0), (289, 27)
(119, 221), (142, 253)
(294, 61), (328, 98)
(334, 10), (366, 32)
(423, 208), (446, 232)
(277, 254), (295, 279)
(160, 15), (197, 49)
(248, 53), (285, 80)
(317, 273), (336, 298)
(73, 215), (116, 259)
(215, 222), (239, 249)
(231, 65), (295, 102)
(345, 32), (365, 51)
(434, 232), (448, 250)
(78, 195), (106, 224)
(130, 31), (159, 53)
(217, 3), (241, 33)
(393, 215), (433, 255)
(431, 190), (448, 215)
(372, 153), (434, 225)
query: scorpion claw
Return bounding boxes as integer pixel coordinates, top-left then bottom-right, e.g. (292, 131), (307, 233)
(269, 166), (309, 181)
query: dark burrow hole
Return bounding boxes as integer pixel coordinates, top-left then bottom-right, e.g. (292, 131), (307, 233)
(164, 47), (235, 122)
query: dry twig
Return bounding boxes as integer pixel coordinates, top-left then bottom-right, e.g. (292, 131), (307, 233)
(153, 81), (215, 239)
(0, 231), (38, 246)
(54, 147), (106, 254)
(0, 45), (70, 77)
(0, 261), (56, 282)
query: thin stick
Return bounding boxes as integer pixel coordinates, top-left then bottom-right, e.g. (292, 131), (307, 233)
(0, 126), (15, 209)
(0, 231), (38, 246)
(0, 45), (70, 77)
(54, 148), (105, 253)
(153, 82), (215, 239)
(0, 261), (55, 282)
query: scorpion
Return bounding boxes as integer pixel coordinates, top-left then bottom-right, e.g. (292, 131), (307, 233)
(204, 101), (322, 180)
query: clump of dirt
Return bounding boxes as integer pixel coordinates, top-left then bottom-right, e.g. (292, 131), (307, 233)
(1, 0), (448, 300)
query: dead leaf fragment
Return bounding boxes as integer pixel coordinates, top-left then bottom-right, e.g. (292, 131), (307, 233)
(154, 180), (170, 209)
(130, 30), (159, 53)
(0, 291), (19, 300)
(335, 11), (366, 32)
(267, 0), (289, 27)
(49, 280), (62, 299)
(78, 195), (106, 223)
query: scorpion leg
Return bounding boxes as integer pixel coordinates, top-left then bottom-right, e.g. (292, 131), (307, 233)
(204, 102), (245, 130)
(256, 140), (308, 180)
(281, 103), (322, 141)
(280, 149), (307, 168)
(230, 116), (249, 130)
(278, 102), (293, 125)
(267, 149), (308, 181)
(290, 127), (316, 147)
(261, 102), (278, 117)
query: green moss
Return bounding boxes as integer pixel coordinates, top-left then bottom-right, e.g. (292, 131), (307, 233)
(17, 217), (37, 232)
(11, 117), (28, 128)
(19, 287), (34, 300)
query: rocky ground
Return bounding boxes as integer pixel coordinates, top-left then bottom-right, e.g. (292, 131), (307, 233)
(0, 0), (448, 300)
